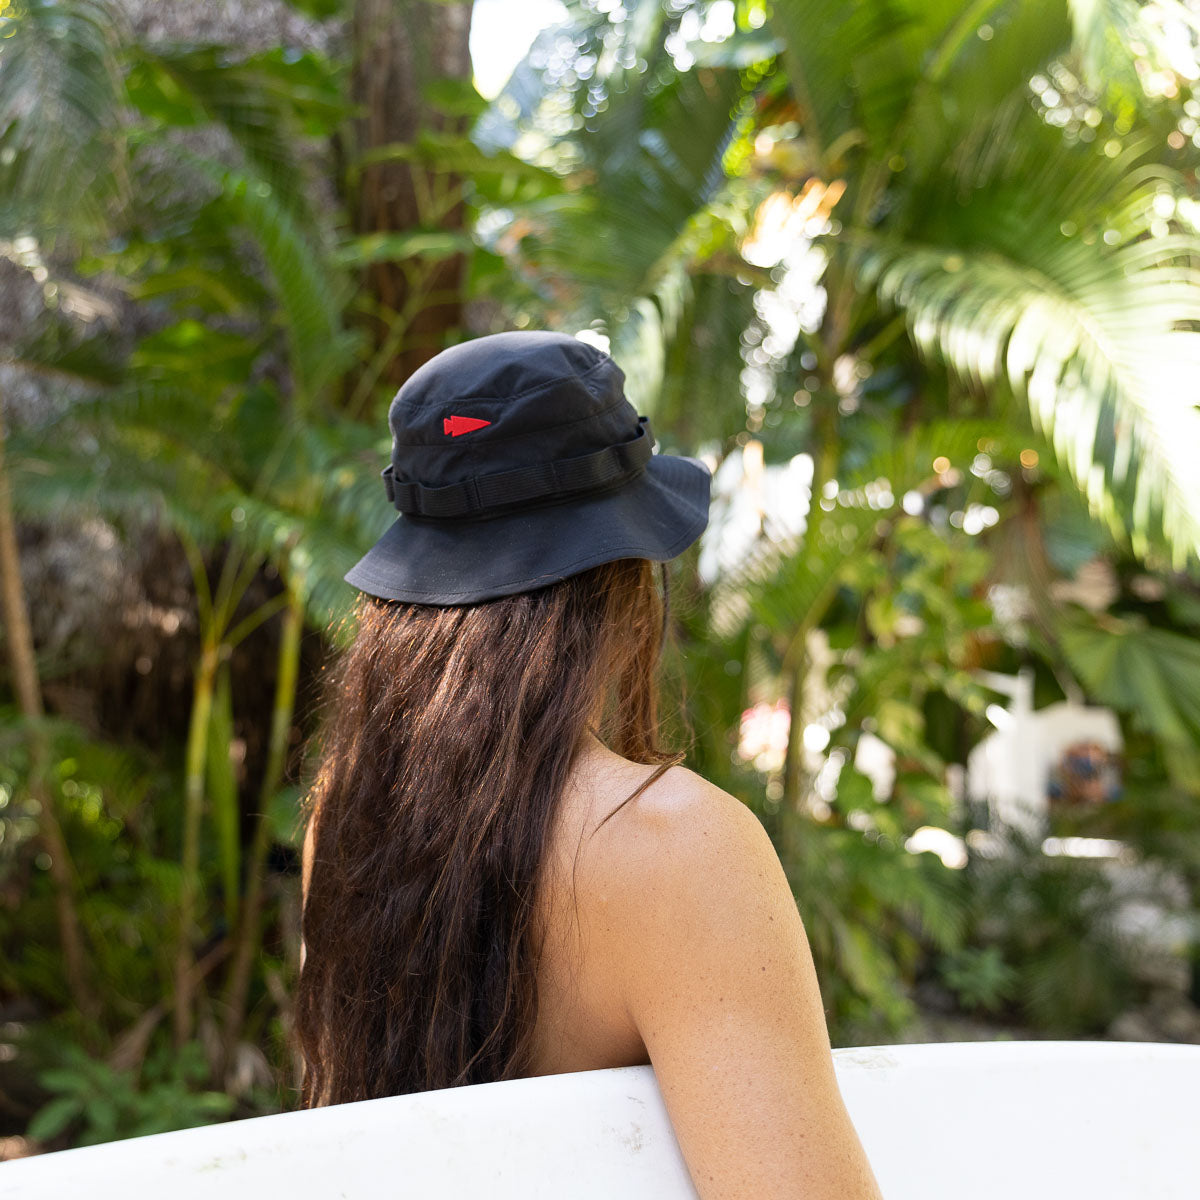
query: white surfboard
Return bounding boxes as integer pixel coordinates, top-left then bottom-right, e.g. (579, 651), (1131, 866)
(3, 1041), (1198, 1198)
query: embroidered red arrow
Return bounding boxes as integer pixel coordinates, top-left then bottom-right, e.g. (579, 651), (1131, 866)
(443, 415), (492, 437)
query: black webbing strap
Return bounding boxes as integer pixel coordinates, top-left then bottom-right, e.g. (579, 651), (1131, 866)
(382, 418), (654, 519)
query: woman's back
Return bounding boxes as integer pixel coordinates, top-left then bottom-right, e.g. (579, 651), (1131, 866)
(527, 738), (664, 1076)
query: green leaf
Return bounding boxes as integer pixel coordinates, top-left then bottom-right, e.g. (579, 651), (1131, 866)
(266, 784), (305, 849)
(131, 321), (261, 385)
(335, 230), (476, 267)
(279, 0), (343, 16)
(358, 131), (560, 180)
(5, 318), (125, 386)
(131, 266), (264, 316)
(423, 76), (489, 120)
(37, 1067), (90, 1093)
(772, 0), (1073, 172)
(27, 1096), (84, 1142)
(833, 764), (878, 810)
(768, 0), (880, 162)
(1060, 618), (1200, 748)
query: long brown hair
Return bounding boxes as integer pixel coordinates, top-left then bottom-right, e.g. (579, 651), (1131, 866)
(295, 557), (677, 1106)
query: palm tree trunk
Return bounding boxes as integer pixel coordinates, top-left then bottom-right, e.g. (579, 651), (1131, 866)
(349, 0), (473, 388)
(0, 401), (94, 1019)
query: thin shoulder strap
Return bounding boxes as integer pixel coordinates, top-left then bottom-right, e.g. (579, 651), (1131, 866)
(594, 757), (680, 834)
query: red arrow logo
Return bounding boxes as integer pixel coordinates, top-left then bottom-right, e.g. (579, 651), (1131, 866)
(443, 415), (492, 437)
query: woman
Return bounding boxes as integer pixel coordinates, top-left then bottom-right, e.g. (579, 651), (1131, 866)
(296, 331), (882, 1199)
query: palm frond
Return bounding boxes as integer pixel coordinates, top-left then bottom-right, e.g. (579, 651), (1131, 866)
(11, 378), (386, 630)
(492, 21), (762, 424)
(212, 165), (357, 404)
(653, 268), (760, 446)
(522, 63), (754, 303)
(855, 123), (1200, 568)
(10, 413), (245, 550)
(767, 0), (891, 162)
(769, 0), (1070, 170)
(608, 243), (759, 421)
(126, 44), (344, 227)
(1068, 0), (1200, 111)
(0, 0), (125, 234)
(899, 1), (1075, 183)
(126, 146), (354, 407)
(5, 317), (126, 387)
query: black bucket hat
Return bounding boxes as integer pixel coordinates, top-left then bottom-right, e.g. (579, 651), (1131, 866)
(344, 331), (712, 605)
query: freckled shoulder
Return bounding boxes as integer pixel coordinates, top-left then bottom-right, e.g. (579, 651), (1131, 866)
(577, 763), (790, 949)
(588, 764), (777, 873)
(580, 763), (883, 1198)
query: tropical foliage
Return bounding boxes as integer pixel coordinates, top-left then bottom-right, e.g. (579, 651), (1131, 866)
(1, 0), (1199, 1150)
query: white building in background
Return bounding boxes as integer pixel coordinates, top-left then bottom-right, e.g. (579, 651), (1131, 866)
(966, 668), (1124, 839)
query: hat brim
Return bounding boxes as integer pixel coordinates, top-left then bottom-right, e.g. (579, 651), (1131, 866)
(344, 454), (711, 605)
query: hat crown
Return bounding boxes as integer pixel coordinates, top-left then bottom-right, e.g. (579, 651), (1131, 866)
(390, 331), (608, 417)
(387, 333), (639, 495)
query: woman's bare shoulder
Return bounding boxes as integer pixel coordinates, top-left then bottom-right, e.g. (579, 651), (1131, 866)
(574, 751), (779, 903)
(564, 750), (792, 985)
(571, 750), (883, 1198)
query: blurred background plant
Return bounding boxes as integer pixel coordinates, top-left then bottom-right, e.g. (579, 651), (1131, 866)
(1, 0), (1199, 1153)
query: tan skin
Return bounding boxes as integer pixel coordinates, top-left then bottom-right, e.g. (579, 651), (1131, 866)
(303, 733), (882, 1199)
